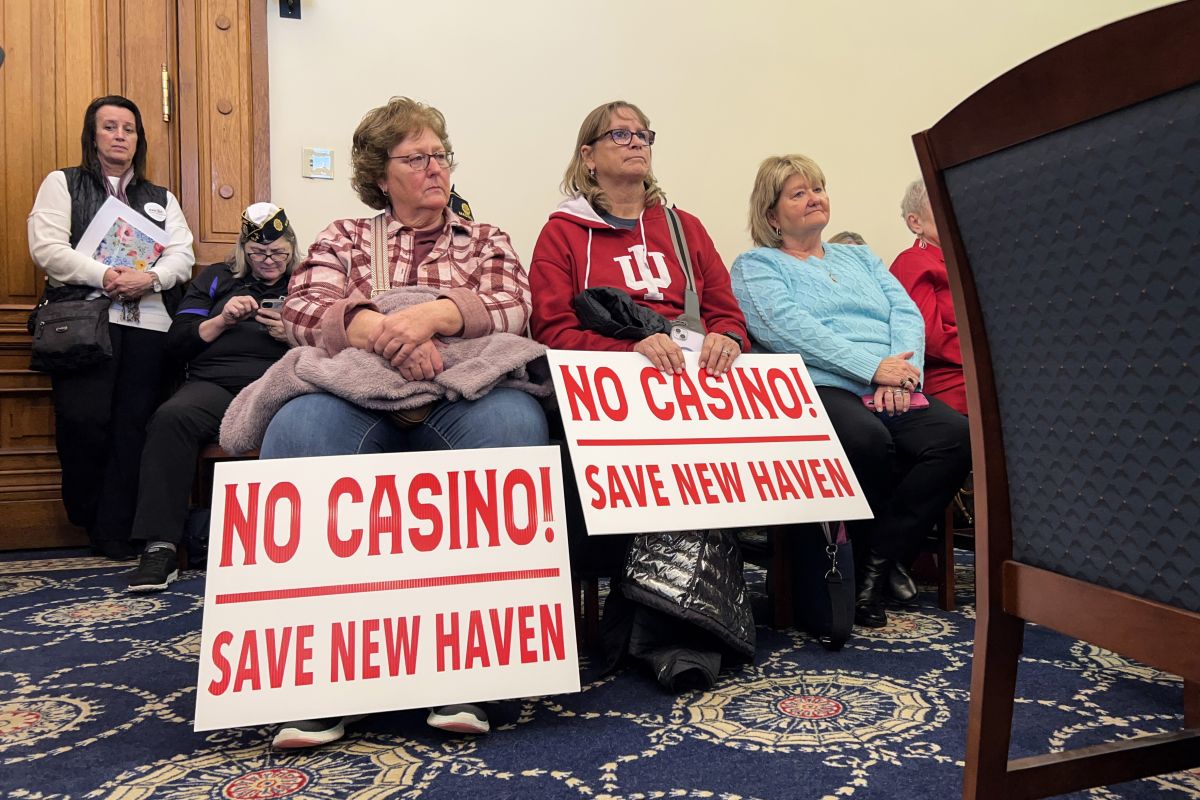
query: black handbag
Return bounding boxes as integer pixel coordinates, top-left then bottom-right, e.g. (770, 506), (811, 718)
(792, 521), (856, 650)
(28, 284), (113, 373)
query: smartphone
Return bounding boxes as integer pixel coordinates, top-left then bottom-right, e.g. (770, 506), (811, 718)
(862, 392), (930, 410)
(260, 297), (285, 310)
(669, 324), (705, 352)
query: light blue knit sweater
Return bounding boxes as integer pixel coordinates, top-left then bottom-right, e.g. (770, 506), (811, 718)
(731, 243), (925, 396)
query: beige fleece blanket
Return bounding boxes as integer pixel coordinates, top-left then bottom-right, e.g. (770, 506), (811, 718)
(219, 288), (550, 454)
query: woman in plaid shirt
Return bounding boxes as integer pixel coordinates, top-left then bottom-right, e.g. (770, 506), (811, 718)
(260, 96), (548, 747)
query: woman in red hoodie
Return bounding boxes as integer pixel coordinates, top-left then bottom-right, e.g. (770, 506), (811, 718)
(530, 100), (747, 372)
(530, 101), (752, 693)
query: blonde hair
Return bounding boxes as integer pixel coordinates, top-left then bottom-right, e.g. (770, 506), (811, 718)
(351, 97), (453, 211)
(747, 154), (827, 248)
(230, 226), (299, 279)
(829, 230), (866, 246)
(561, 100), (666, 213)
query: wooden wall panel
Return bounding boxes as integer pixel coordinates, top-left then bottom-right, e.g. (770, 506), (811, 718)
(177, 0), (270, 264)
(0, 502), (76, 550)
(0, 391), (57, 451)
(56, 0), (111, 168)
(1, 0), (111, 305)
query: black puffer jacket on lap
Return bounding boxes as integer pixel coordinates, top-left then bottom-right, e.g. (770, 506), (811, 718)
(621, 530), (755, 660)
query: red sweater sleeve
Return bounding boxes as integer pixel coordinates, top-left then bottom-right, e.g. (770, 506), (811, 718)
(530, 219), (638, 352)
(890, 248), (961, 367)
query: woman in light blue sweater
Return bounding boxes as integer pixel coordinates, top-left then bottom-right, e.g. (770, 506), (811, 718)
(731, 154), (970, 629)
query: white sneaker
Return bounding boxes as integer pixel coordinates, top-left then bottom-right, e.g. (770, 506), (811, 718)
(426, 704), (489, 734)
(271, 714), (366, 748)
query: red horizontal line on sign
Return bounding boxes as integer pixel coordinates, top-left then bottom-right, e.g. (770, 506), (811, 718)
(214, 567), (561, 605)
(576, 434), (831, 446)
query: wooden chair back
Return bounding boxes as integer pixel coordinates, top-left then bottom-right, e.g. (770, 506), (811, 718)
(912, 3), (1200, 796)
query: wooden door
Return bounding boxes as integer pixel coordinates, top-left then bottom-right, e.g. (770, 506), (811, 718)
(0, 0), (268, 550)
(176, 0), (271, 265)
(103, 0), (181, 191)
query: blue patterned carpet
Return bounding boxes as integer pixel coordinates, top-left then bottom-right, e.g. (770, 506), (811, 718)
(1, 551), (1196, 799)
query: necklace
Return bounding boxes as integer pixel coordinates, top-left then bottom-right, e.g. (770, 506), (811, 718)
(781, 246), (837, 282)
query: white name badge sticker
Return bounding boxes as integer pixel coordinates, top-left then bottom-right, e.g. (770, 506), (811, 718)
(143, 202), (168, 222)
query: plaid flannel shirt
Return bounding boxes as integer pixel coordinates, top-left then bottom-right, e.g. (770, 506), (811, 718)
(283, 208), (529, 353)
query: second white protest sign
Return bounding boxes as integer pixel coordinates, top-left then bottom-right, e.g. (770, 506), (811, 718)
(548, 350), (872, 535)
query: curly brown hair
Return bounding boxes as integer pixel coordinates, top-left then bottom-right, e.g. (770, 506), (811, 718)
(351, 97), (453, 211)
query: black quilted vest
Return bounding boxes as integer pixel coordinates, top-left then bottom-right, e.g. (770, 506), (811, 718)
(61, 166), (168, 246)
(60, 167), (183, 315)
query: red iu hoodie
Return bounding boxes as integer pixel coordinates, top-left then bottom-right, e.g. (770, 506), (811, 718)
(530, 195), (748, 351)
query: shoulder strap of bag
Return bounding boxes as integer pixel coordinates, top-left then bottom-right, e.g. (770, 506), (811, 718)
(663, 206), (704, 332)
(821, 520), (852, 650)
(370, 212), (389, 298)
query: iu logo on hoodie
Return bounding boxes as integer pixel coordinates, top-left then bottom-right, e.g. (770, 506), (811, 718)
(614, 244), (672, 300)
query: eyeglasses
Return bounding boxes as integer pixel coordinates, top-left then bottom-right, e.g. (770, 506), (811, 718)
(388, 151), (454, 171)
(588, 129), (656, 147)
(246, 250), (290, 263)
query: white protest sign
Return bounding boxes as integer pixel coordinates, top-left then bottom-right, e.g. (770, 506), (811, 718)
(548, 350), (873, 535)
(194, 446), (579, 731)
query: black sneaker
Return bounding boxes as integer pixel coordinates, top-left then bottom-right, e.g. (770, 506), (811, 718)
(127, 547), (179, 593)
(426, 704), (489, 734)
(272, 715), (365, 749)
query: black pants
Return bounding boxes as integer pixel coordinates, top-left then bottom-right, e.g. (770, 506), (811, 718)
(130, 380), (235, 545)
(51, 324), (168, 549)
(818, 387), (971, 568)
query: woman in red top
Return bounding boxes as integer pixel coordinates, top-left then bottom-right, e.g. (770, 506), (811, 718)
(530, 101), (747, 371)
(530, 101), (751, 693)
(889, 180), (967, 415)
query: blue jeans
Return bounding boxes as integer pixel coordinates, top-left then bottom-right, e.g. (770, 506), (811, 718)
(259, 389), (549, 458)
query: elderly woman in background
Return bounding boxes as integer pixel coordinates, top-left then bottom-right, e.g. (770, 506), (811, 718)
(889, 180), (966, 415)
(125, 203), (296, 593)
(531, 100), (752, 693)
(27, 95), (195, 559)
(256, 96), (547, 746)
(731, 155), (970, 628)
(828, 231), (866, 246)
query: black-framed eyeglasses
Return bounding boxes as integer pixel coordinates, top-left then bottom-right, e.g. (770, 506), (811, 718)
(388, 151), (454, 171)
(588, 129), (655, 147)
(246, 249), (290, 263)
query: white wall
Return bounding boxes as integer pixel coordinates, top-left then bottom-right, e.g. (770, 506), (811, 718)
(267, 0), (1173, 268)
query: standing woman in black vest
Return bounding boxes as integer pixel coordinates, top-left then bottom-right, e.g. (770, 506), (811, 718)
(27, 95), (195, 559)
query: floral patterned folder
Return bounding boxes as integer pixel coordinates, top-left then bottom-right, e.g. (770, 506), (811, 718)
(92, 217), (166, 271)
